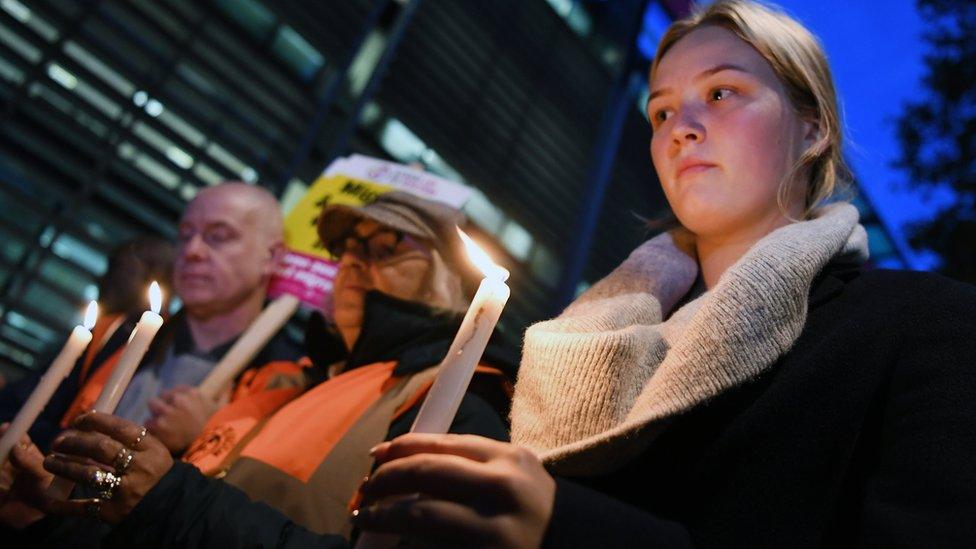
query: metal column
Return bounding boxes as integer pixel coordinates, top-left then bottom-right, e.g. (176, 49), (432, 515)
(552, 0), (650, 313)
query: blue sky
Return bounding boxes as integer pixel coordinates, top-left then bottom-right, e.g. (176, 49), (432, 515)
(771, 0), (944, 269)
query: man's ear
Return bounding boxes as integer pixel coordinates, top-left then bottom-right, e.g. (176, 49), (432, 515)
(265, 240), (286, 276)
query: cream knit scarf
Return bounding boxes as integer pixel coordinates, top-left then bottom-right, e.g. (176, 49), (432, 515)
(511, 203), (869, 476)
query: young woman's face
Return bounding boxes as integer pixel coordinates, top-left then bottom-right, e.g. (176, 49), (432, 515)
(647, 26), (814, 241)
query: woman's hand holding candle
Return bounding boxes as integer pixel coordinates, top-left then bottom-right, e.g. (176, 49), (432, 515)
(353, 433), (556, 549)
(43, 412), (173, 524)
(0, 413), (175, 527)
(48, 282), (164, 497)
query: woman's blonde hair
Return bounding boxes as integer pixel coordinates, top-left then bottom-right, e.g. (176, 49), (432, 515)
(651, 0), (852, 218)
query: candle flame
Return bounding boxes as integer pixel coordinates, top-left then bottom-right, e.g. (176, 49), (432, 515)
(457, 228), (509, 282)
(148, 281), (162, 314)
(84, 300), (99, 330)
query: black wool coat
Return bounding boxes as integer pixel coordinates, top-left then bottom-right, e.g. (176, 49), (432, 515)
(545, 267), (976, 548)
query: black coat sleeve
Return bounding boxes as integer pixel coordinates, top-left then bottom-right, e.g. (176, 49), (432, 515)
(103, 462), (347, 549)
(856, 277), (976, 546)
(543, 478), (692, 548)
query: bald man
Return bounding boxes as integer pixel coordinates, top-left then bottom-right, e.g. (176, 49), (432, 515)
(128, 183), (301, 453)
(3, 183), (306, 454)
(172, 182), (285, 352)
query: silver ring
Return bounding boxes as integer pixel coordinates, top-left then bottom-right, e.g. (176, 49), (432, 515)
(90, 469), (122, 500)
(113, 447), (134, 475)
(130, 426), (148, 449)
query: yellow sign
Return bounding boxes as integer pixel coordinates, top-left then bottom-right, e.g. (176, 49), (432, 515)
(283, 174), (393, 258)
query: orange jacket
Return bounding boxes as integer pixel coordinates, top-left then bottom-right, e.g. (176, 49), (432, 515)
(182, 360), (508, 536)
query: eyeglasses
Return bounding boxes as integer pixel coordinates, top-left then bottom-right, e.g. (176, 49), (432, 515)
(326, 229), (430, 263)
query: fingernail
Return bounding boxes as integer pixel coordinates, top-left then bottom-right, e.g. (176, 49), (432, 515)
(368, 445), (380, 456)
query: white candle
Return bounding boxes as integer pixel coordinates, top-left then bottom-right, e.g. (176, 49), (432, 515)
(92, 281), (164, 413)
(410, 268), (510, 432)
(198, 294), (300, 400)
(357, 230), (510, 549)
(49, 283), (164, 497)
(411, 230), (510, 433)
(0, 301), (97, 467)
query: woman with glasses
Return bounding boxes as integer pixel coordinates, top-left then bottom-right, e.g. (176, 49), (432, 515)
(1, 191), (516, 546)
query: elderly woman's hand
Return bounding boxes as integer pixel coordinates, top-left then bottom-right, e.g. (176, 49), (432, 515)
(0, 424), (50, 529)
(354, 433), (556, 549)
(43, 412), (173, 524)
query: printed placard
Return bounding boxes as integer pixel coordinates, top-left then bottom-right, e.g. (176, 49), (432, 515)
(268, 175), (392, 310)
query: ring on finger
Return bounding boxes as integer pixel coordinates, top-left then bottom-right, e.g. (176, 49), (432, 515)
(130, 426), (148, 449)
(113, 447), (134, 475)
(90, 469), (122, 500)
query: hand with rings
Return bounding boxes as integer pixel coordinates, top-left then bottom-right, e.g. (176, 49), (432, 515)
(43, 412), (173, 524)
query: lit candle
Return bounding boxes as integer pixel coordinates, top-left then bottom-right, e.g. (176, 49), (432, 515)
(92, 281), (164, 413)
(49, 283), (165, 498)
(410, 229), (510, 433)
(198, 294), (300, 400)
(356, 230), (511, 549)
(0, 301), (97, 467)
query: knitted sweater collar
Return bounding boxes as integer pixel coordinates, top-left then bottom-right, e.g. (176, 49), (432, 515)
(511, 203), (869, 475)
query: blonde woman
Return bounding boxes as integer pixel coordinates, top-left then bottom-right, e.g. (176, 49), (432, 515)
(353, 1), (976, 547)
(4, 2), (973, 547)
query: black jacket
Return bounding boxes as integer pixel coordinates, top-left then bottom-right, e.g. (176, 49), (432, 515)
(544, 267), (976, 547)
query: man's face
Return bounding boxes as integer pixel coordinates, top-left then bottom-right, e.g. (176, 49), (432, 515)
(173, 188), (275, 318)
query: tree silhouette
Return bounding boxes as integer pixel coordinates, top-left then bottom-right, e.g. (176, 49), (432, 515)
(893, 0), (975, 283)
